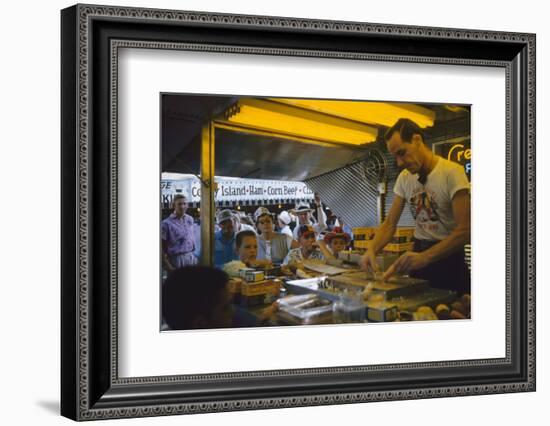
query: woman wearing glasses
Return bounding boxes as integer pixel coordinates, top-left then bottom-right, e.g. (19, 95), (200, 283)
(254, 207), (298, 265)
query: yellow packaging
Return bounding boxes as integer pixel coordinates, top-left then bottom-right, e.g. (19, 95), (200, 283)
(353, 227), (375, 234)
(353, 240), (370, 249)
(352, 227), (375, 241)
(393, 227), (415, 239)
(227, 278), (242, 294)
(367, 304), (398, 322)
(383, 242), (415, 253)
(240, 280), (280, 297)
(244, 270), (265, 282)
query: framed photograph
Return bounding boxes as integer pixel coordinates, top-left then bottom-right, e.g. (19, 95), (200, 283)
(61, 4), (536, 421)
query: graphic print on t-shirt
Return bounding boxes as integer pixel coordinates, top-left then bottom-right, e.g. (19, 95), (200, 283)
(409, 188), (441, 233)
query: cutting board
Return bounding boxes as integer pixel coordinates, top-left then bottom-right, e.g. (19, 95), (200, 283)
(303, 260), (352, 276)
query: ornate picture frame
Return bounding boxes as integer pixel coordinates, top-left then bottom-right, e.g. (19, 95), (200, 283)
(61, 4), (535, 420)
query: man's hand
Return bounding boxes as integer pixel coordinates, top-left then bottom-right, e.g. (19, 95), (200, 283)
(383, 251), (429, 280)
(287, 260), (304, 273)
(359, 247), (379, 273)
(280, 265), (294, 276)
(163, 254), (175, 273)
(314, 193), (321, 206)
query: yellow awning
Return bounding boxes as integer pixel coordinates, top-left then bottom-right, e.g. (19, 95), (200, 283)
(220, 98), (379, 147)
(271, 98), (435, 129)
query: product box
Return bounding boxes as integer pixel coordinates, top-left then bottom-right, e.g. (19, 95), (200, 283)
(244, 270), (265, 282)
(239, 268), (255, 279)
(239, 294), (266, 307)
(390, 227), (415, 244)
(240, 279), (280, 297)
(353, 240), (370, 249)
(352, 227), (375, 241)
(393, 227), (415, 238)
(383, 242), (415, 253)
(366, 303), (398, 322)
(227, 278), (242, 304)
(227, 278), (242, 294)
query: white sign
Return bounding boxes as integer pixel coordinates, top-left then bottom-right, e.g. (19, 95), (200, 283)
(161, 176), (314, 206)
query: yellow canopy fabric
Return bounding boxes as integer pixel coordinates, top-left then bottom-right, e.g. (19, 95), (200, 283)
(220, 97), (435, 147)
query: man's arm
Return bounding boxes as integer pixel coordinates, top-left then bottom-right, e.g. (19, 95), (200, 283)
(315, 206), (328, 232)
(316, 239), (335, 260)
(360, 196), (405, 271)
(383, 189), (470, 278)
(313, 193), (327, 232)
(370, 195), (406, 253)
(421, 188), (470, 263)
(161, 239), (175, 272)
(160, 221), (175, 272)
(286, 235), (300, 250)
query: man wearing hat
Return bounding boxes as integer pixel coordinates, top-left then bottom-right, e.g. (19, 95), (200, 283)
(291, 193), (327, 240)
(232, 210), (256, 234)
(213, 209), (239, 268)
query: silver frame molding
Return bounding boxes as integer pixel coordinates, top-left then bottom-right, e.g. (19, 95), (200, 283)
(61, 3), (536, 421)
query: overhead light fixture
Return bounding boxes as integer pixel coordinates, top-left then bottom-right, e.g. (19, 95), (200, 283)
(220, 98), (378, 146)
(445, 105), (470, 113)
(271, 98), (436, 129)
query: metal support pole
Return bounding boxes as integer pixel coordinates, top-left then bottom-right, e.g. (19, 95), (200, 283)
(200, 122), (215, 265)
(377, 181), (387, 224)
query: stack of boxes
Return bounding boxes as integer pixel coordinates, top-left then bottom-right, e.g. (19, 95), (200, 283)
(352, 227), (375, 249)
(339, 226), (414, 269)
(235, 268), (281, 306)
(227, 278), (242, 303)
(352, 226), (415, 254)
(383, 227), (415, 253)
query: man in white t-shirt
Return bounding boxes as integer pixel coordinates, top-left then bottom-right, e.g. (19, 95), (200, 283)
(360, 118), (471, 294)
